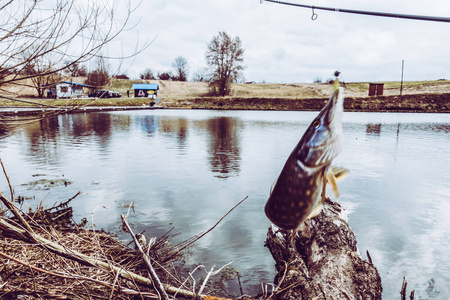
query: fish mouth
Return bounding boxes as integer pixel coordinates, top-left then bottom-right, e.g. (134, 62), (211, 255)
(324, 88), (342, 125)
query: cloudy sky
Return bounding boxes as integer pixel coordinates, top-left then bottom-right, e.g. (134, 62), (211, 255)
(112, 0), (450, 83)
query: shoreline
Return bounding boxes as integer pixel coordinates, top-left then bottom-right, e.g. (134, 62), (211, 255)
(0, 92), (449, 115)
(160, 92), (450, 113)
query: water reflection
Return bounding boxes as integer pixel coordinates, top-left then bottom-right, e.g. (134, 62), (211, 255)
(25, 118), (61, 166)
(206, 117), (241, 178)
(158, 117), (189, 150)
(1, 110), (450, 298)
(366, 123), (381, 136)
(135, 115), (159, 134)
(16, 113), (244, 179)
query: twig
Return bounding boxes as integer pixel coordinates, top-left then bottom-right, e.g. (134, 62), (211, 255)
(0, 192), (35, 234)
(0, 189), (203, 299)
(401, 277), (407, 300)
(0, 215), (201, 298)
(175, 264), (205, 297)
(0, 250), (159, 299)
(44, 191), (82, 213)
(199, 265), (216, 296)
(0, 157), (14, 204)
(366, 250), (373, 264)
(176, 196), (248, 252)
(198, 261), (234, 296)
(121, 214), (169, 300)
(237, 272), (243, 296)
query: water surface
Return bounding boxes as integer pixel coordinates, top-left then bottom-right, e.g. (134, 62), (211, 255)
(1, 109), (449, 298)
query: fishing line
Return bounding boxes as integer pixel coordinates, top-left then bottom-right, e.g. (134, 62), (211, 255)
(260, 0), (450, 23)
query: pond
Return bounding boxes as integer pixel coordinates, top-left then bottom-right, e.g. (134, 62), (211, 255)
(1, 109), (450, 298)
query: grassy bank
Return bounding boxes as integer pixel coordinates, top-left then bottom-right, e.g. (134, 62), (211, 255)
(3, 76), (450, 99)
(160, 93), (450, 113)
(0, 97), (153, 107)
(1, 78), (449, 112)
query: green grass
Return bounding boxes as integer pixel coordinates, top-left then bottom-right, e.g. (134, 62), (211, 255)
(345, 80), (450, 92)
(0, 97), (152, 107)
(109, 79), (162, 96)
(109, 79), (143, 94)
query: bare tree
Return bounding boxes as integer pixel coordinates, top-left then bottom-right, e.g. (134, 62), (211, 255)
(64, 61), (88, 77)
(140, 68), (156, 80)
(191, 68), (210, 82)
(158, 71), (173, 81)
(20, 47), (62, 98)
(0, 0), (147, 102)
(172, 56), (189, 81)
(205, 32), (244, 96)
(85, 56), (110, 88)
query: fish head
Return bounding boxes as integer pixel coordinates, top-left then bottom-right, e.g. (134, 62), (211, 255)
(298, 87), (344, 168)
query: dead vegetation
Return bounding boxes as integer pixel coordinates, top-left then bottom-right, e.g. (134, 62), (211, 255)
(131, 79), (450, 100)
(0, 193), (187, 299)
(3, 76), (450, 101)
(0, 155), (253, 299)
(0, 197), (248, 299)
(0, 161), (386, 300)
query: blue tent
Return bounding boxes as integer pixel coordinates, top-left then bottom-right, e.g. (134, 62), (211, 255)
(131, 83), (159, 98)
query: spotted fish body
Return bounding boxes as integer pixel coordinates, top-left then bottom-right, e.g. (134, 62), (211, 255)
(265, 87), (345, 231)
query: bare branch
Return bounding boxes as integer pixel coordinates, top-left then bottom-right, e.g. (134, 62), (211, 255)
(0, 0), (151, 107)
(121, 214), (170, 300)
(175, 196), (248, 252)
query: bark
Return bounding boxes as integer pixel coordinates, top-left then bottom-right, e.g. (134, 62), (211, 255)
(265, 197), (382, 300)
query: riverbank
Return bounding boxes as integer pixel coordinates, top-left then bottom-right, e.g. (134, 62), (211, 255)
(0, 105), (162, 117)
(1, 78), (450, 113)
(109, 79), (450, 113)
(161, 92), (450, 113)
(1, 92), (449, 115)
(0, 189), (382, 299)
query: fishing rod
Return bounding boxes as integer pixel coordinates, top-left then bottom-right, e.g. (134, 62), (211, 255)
(261, 0), (450, 23)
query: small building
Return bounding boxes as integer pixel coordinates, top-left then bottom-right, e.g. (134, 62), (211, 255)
(41, 81), (95, 99)
(368, 83), (384, 96)
(131, 83), (159, 98)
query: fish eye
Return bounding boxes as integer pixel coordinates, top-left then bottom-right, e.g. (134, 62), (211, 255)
(312, 120), (320, 128)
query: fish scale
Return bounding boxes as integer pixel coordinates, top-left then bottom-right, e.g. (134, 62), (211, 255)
(265, 86), (345, 232)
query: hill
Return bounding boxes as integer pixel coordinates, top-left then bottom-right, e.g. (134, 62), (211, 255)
(111, 79), (450, 100)
(2, 77), (450, 113)
(3, 76), (450, 99)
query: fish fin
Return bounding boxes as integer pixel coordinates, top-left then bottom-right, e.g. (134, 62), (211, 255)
(270, 177), (278, 195)
(307, 201), (323, 219)
(331, 166), (349, 182)
(327, 169), (340, 198)
(322, 169), (327, 203)
(306, 173), (326, 220)
(291, 229), (297, 242)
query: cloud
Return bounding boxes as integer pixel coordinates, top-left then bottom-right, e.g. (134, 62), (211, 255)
(110, 0), (450, 83)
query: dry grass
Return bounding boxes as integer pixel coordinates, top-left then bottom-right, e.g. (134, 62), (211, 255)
(131, 80), (450, 99)
(0, 180), (251, 300)
(2, 76), (450, 101)
(101, 79), (450, 99)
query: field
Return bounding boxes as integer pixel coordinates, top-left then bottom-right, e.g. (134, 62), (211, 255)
(1, 77), (450, 112)
(3, 76), (450, 99)
(110, 79), (450, 99)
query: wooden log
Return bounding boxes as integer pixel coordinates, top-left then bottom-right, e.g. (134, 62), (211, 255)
(265, 197), (382, 299)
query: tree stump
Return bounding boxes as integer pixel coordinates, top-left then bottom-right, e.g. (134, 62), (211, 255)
(265, 197), (382, 299)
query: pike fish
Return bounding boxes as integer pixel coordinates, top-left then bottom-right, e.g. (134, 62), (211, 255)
(264, 87), (345, 231)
